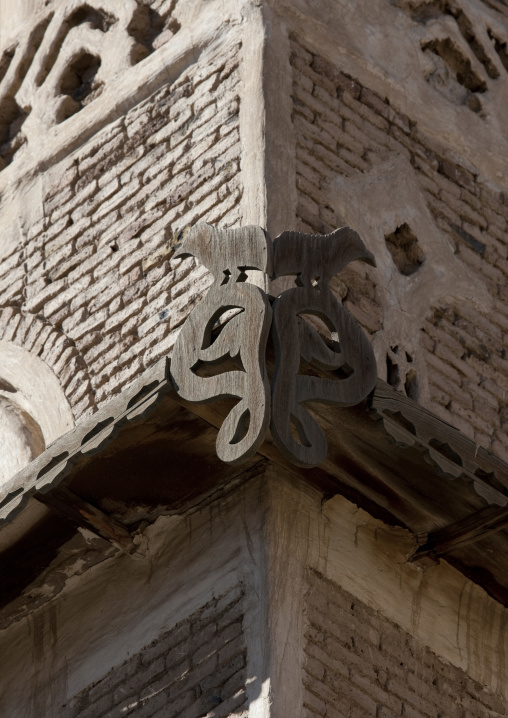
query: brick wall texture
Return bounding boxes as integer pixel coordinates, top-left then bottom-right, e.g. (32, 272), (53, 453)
(290, 36), (508, 460)
(65, 585), (247, 718)
(1, 18), (508, 460)
(0, 40), (241, 420)
(304, 569), (507, 718)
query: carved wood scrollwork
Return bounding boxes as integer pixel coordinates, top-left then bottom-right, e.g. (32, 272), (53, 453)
(170, 225), (273, 466)
(170, 224), (378, 467)
(270, 228), (378, 467)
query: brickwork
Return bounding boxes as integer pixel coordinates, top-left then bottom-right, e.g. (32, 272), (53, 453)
(65, 585), (247, 718)
(0, 42), (242, 419)
(303, 569), (507, 718)
(0, 0), (182, 170)
(290, 36), (508, 454)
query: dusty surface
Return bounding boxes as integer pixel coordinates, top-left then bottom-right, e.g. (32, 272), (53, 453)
(1, 470), (507, 715)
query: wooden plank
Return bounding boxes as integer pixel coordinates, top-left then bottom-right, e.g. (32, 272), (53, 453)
(35, 486), (134, 554)
(410, 504), (508, 563)
(370, 380), (508, 506)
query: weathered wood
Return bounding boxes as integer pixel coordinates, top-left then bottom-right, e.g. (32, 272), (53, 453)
(270, 228), (378, 467)
(0, 358), (170, 525)
(170, 223), (273, 465)
(371, 380), (508, 506)
(35, 486), (134, 553)
(410, 503), (508, 563)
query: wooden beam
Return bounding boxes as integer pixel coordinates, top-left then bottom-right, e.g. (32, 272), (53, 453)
(35, 486), (134, 554)
(410, 503), (508, 564)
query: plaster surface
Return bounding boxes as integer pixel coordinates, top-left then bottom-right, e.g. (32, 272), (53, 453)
(1, 469), (506, 715)
(0, 341), (74, 491)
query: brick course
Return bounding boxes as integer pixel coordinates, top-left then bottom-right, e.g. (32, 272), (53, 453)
(0, 43), (242, 420)
(303, 570), (507, 718)
(65, 585), (247, 718)
(290, 37), (508, 453)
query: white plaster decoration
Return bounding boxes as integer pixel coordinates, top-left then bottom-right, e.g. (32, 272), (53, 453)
(273, 0), (508, 184)
(0, 0), (48, 53)
(0, 0), (181, 170)
(330, 154), (492, 408)
(0, 340), (74, 492)
(394, 0), (508, 117)
(0, 395), (44, 487)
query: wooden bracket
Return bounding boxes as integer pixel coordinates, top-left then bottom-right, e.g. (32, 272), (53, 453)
(35, 486), (135, 554)
(170, 223), (378, 468)
(410, 503), (508, 564)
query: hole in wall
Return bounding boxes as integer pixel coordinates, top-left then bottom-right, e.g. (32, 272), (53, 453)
(0, 45), (15, 85)
(422, 38), (487, 93)
(69, 5), (116, 33)
(385, 223), (425, 276)
(57, 52), (103, 122)
(481, 0), (508, 11)
(386, 354), (400, 387)
(35, 7), (114, 88)
(488, 29), (508, 72)
(0, 101), (29, 166)
(422, 43), (484, 112)
(394, 1), (501, 114)
(453, 8), (499, 79)
(127, 1), (181, 61)
(404, 368), (419, 401)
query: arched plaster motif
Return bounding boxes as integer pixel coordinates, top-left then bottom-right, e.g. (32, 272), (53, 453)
(0, 395), (45, 485)
(329, 153), (492, 405)
(0, 307), (97, 419)
(0, 340), (74, 445)
(0, 340), (74, 490)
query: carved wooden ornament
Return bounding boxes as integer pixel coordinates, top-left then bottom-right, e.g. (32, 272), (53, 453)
(270, 228), (377, 466)
(171, 224), (377, 467)
(170, 224), (273, 465)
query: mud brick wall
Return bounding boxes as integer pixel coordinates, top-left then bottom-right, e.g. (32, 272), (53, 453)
(303, 570), (506, 718)
(0, 43), (242, 420)
(290, 37), (508, 458)
(65, 585), (247, 718)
